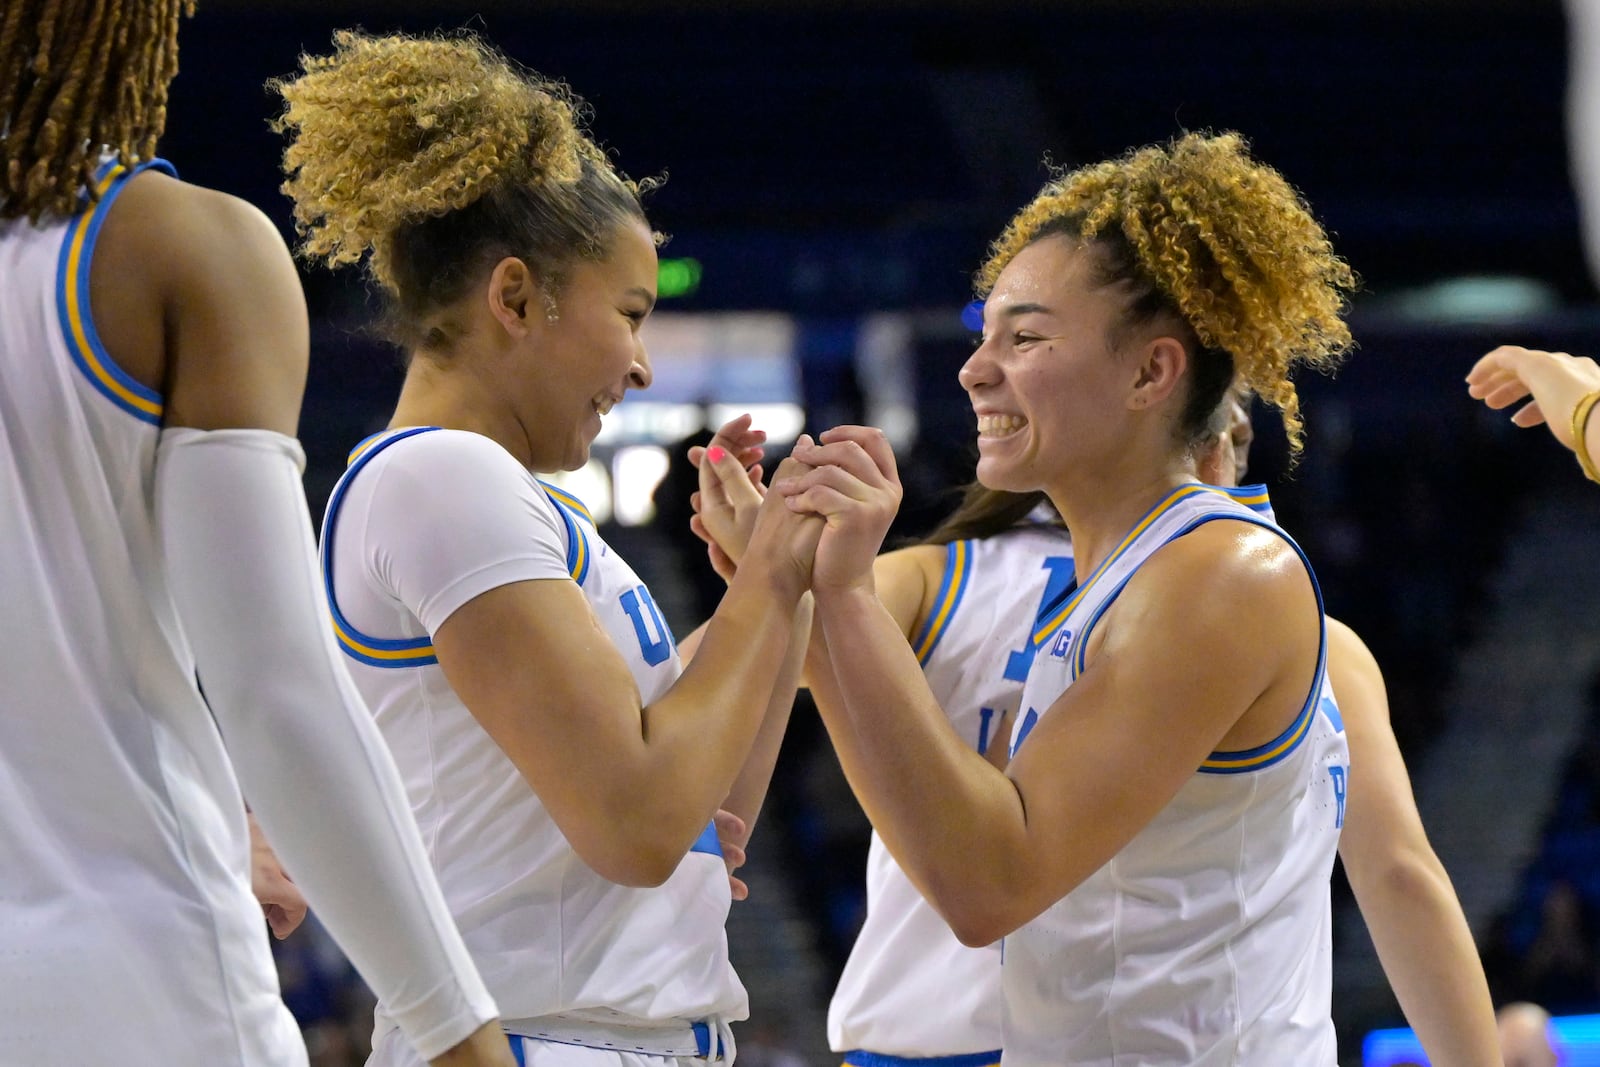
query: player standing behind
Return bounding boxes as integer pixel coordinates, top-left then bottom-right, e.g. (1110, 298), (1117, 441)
(1204, 393), (1500, 1066)
(0, 3), (510, 1065)
(273, 31), (820, 1067)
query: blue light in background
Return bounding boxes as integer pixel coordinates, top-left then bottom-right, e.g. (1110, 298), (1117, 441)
(1365, 1013), (1600, 1066)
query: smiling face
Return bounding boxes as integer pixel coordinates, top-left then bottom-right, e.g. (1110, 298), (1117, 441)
(958, 235), (1146, 495)
(515, 219), (658, 471)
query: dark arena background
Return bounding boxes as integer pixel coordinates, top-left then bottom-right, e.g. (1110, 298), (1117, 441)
(159, 0), (1600, 1062)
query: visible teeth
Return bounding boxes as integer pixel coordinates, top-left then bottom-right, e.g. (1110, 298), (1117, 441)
(977, 414), (1027, 436)
(594, 397), (614, 416)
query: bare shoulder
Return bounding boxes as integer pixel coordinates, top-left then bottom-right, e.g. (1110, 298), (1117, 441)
(110, 170), (297, 290)
(1326, 616), (1380, 677)
(1132, 519), (1313, 621)
(1096, 519), (1320, 727)
(97, 170), (308, 432)
(1324, 615), (1389, 730)
(873, 542), (949, 640)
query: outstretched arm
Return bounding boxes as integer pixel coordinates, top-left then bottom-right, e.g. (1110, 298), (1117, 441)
(1468, 345), (1600, 481)
(1329, 618), (1499, 1066)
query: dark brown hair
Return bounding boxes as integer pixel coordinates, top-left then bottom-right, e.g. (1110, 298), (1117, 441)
(1, 0), (192, 221)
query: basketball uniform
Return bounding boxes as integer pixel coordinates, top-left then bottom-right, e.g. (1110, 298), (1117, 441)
(322, 427), (746, 1065)
(828, 525), (1073, 1067)
(1003, 484), (1348, 1065)
(0, 160), (308, 1063)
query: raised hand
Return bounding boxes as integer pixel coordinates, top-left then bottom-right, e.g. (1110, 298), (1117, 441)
(742, 454), (825, 594)
(687, 414), (768, 580)
(776, 426), (902, 595)
(1467, 345), (1600, 450)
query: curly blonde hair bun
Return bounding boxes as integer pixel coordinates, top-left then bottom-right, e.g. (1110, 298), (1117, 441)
(979, 131), (1356, 456)
(273, 30), (604, 293)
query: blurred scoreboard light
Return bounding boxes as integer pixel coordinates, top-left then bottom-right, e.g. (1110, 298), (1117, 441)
(611, 445), (672, 527)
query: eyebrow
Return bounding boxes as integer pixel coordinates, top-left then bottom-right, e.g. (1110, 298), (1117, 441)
(627, 286), (657, 311)
(994, 302), (1053, 320)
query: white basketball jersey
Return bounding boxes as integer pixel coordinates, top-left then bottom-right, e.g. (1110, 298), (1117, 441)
(321, 428), (746, 1054)
(0, 161), (306, 1064)
(829, 524), (1073, 1059)
(1004, 484), (1347, 1066)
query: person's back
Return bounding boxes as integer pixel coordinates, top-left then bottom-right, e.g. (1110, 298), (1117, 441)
(0, 159), (309, 1063)
(0, 7), (515, 1064)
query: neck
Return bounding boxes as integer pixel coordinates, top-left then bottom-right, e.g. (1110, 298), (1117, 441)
(389, 356), (540, 471)
(1045, 452), (1198, 580)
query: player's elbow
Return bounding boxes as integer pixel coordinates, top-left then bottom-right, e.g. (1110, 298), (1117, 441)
(565, 809), (705, 889)
(949, 915), (1008, 949)
(1347, 843), (1451, 908)
(573, 838), (680, 888)
(935, 885), (1024, 948)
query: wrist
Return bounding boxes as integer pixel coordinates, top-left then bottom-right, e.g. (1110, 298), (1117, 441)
(729, 550), (807, 606)
(813, 580), (877, 612)
(1572, 388), (1600, 484)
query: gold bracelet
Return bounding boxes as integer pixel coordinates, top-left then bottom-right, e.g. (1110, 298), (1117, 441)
(1573, 388), (1600, 485)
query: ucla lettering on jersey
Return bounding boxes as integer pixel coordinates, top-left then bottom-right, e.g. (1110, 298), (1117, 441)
(320, 428), (745, 1057)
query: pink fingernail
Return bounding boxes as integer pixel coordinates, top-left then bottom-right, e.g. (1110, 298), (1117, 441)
(706, 446), (727, 463)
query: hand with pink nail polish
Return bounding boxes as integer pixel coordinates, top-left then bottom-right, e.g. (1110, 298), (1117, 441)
(686, 414), (769, 581)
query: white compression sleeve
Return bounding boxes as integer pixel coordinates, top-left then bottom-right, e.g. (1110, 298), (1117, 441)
(155, 427), (496, 1060)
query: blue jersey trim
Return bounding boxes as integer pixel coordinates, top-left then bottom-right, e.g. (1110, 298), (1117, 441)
(54, 158), (177, 424)
(538, 481), (592, 584)
(1068, 570), (1137, 680)
(320, 427), (444, 668)
(688, 819), (724, 859)
(1030, 484), (1222, 648)
(1198, 481), (1274, 516)
(1170, 514), (1328, 774)
(911, 540), (972, 665)
(539, 480), (595, 525)
(842, 1051), (1002, 1067)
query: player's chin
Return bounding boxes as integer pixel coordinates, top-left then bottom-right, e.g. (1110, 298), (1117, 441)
(561, 433), (596, 472)
(974, 456), (1033, 494)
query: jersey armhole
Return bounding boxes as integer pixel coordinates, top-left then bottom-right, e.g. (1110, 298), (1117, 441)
(53, 158), (177, 425)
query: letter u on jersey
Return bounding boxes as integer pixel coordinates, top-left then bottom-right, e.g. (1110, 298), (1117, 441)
(620, 585), (673, 666)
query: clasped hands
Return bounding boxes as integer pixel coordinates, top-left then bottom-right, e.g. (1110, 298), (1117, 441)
(687, 415), (903, 598)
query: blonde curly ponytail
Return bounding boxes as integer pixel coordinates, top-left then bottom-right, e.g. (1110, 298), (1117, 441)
(978, 132), (1355, 456)
(271, 30), (651, 348)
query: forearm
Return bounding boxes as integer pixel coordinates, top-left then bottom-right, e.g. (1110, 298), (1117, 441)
(810, 586), (1026, 940)
(625, 565), (805, 860)
(719, 594), (812, 842)
(157, 428), (495, 1057)
(1350, 853), (1498, 1066)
